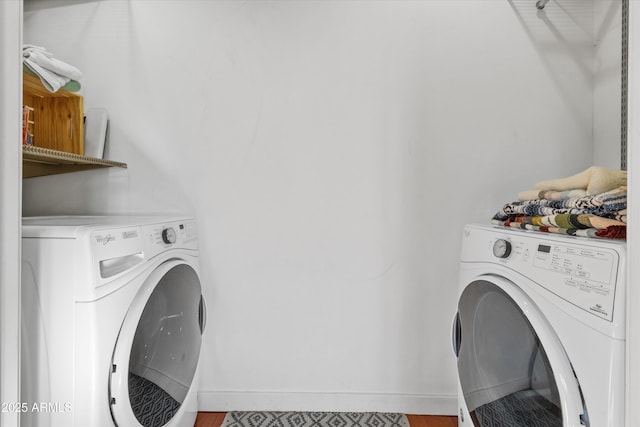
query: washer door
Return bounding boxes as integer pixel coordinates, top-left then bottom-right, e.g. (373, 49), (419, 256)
(109, 260), (206, 427)
(453, 276), (587, 427)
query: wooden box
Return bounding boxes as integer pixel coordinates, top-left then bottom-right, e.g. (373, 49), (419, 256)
(23, 72), (84, 155)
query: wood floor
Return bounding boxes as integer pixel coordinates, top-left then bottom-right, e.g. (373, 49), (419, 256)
(194, 412), (458, 427)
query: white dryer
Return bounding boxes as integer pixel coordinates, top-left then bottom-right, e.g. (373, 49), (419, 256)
(21, 216), (206, 427)
(453, 224), (625, 427)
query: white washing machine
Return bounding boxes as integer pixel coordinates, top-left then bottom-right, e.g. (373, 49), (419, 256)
(453, 224), (625, 427)
(21, 216), (206, 427)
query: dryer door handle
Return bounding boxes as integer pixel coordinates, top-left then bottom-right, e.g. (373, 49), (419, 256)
(199, 294), (207, 334)
(452, 312), (462, 357)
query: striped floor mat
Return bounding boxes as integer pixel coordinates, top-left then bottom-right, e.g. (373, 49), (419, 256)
(473, 389), (561, 427)
(128, 373), (181, 427)
(221, 412), (410, 427)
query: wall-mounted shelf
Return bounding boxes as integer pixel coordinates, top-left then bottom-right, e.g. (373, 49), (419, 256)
(23, 145), (127, 178)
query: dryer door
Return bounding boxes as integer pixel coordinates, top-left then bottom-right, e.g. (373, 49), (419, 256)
(453, 276), (587, 427)
(109, 259), (206, 427)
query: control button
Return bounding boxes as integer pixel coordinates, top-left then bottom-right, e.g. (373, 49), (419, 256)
(493, 239), (512, 259)
(162, 227), (177, 244)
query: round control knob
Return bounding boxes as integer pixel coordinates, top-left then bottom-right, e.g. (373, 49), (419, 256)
(162, 227), (177, 244)
(492, 239), (512, 258)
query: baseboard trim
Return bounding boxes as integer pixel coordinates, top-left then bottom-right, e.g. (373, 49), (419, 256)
(198, 390), (457, 415)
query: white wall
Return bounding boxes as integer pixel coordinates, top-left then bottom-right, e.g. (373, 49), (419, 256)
(23, 0), (600, 414)
(625, 3), (639, 425)
(594, 0), (622, 169)
(0, 2), (22, 426)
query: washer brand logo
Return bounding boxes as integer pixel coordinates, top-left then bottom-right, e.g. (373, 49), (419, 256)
(122, 230), (138, 239)
(94, 234), (116, 245)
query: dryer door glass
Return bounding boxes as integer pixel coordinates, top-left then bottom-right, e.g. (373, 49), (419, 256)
(456, 280), (569, 427)
(127, 263), (204, 427)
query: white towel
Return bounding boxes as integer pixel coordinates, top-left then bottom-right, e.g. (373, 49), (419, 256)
(23, 59), (69, 92)
(23, 44), (53, 58)
(22, 45), (82, 92)
(23, 48), (82, 81)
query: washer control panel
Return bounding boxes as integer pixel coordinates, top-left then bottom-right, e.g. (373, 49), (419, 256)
(90, 219), (198, 286)
(144, 220), (198, 256)
(162, 227), (177, 244)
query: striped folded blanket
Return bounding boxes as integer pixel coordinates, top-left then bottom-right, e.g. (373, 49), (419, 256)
(492, 186), (627, 239)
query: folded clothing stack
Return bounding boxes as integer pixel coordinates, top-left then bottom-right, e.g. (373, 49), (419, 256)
(492, 167), (627, 239)
(23, 44), (82, 93)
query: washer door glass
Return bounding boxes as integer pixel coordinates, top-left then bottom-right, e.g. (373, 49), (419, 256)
(454, 278), (586, 427)
(110, 261), (205, 427)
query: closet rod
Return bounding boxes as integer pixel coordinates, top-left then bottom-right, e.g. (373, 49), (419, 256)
(536, 0), (550, 9)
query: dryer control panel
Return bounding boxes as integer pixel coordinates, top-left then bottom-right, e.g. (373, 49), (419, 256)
(532, 242), (613, 292)
(461, 225), (625, 323)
